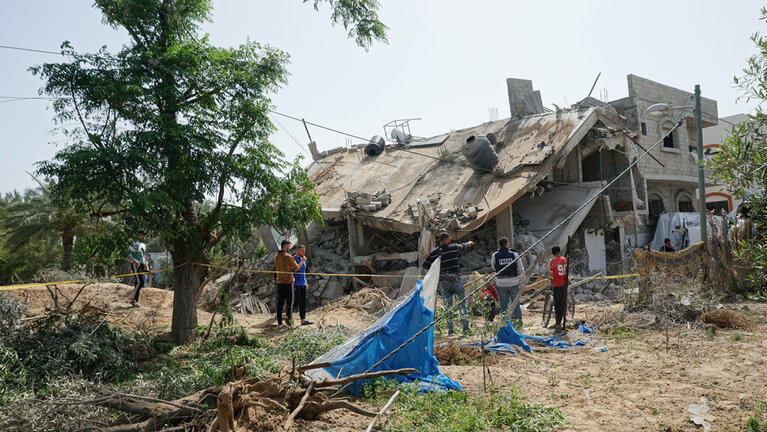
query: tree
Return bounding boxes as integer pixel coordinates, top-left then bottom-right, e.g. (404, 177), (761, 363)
(0, 176), (88, 272)
(710, 7), (767, 286)
(33, 0), (386, 343)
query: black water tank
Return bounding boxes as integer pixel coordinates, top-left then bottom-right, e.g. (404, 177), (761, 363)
(463, 135), (499, 174)
(365, 135), (386, 156)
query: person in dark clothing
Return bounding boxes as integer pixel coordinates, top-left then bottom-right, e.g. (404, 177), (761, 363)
(548, 246), (568, 330)
(491, 237), (525, 325)
(423, 232), (475, 335)
(660, 238), (675, 252)
(293, 244), (313, 326)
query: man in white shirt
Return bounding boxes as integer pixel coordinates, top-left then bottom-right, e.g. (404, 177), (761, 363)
(127, 229), (150, 307)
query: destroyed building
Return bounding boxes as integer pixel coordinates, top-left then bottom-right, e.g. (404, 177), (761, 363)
(261, 75), (718, 305)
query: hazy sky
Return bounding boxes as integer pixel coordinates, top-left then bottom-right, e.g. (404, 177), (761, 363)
(0, 0), (763, 193)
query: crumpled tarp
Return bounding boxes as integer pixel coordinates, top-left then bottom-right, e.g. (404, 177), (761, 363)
(475, 319), (593, 353)
(306, 261), (461, 394)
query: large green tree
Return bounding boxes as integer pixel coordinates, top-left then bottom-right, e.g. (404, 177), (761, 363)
(34, 0), (386, 343)
(711, 7), (767, 286)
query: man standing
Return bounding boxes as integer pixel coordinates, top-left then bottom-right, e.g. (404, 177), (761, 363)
(293, 244), (313, 326)
(274, 240), (305, 329)
(423, 232), (475, 335)
(547, 246), (568, 330)
(127, 229), (150, 307)
(491, 237), (524, 325)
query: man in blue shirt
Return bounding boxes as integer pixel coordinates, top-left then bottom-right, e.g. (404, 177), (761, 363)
(423, 232), (475, 335)
(293, 244), (313, 326)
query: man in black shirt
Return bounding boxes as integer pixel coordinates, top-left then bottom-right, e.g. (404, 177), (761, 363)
(423, 232), (475, 335)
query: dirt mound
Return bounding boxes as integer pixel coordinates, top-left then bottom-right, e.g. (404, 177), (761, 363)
(321, 287), (391, 313)
(701, 309), (753, 329)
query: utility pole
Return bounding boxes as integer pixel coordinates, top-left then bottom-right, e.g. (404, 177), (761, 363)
(694, 85), (707, 249)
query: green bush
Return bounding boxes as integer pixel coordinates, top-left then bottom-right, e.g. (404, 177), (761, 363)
(384, 386), (564, 432)
(136, 326), (276, 400)
(746, 416), (767, 432)
(273, 325), (349, 365)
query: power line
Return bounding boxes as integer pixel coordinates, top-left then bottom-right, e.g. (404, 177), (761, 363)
(0, 44), (64, 55)
(271, 115), (311, 157)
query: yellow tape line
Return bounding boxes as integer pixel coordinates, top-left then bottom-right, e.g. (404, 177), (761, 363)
(0, 263), (188, 292)
(0, 262), (639, 292)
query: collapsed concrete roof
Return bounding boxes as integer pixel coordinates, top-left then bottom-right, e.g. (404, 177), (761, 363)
(308, 105), (613, 235)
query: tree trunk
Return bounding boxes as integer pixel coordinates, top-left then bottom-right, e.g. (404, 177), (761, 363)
(170, 243), (209, 344)
(61, 232), (75, 272)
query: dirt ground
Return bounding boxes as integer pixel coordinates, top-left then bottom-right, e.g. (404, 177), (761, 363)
(9, 283), (767, 431)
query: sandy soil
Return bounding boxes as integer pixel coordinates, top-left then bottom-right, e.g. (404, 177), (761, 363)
(9, 283), (767, 431)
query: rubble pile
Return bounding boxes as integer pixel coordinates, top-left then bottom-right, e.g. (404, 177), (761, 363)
(342, 190), (391, 212)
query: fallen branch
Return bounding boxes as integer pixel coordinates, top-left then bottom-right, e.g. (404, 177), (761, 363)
(314, 368), (417, 389)
(284, 381), (314, 431)
(365, 390), (400, 432)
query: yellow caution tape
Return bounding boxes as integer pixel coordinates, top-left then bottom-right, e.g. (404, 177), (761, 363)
(0, 263), (188, 292)
(0, 262), (639, 292)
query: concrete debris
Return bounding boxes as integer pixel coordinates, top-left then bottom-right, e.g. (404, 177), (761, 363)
(343, 190), (392, 212)
(688, 398), (712, 431)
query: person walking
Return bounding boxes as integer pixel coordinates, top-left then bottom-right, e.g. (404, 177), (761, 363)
(423, 232), (474, 335)
(547, 246), (568, 330)
(293, 244), (313, 326)
(274, 240), (305, 329)
(127, 229), (150, 307)
(491, 237), (524, 326)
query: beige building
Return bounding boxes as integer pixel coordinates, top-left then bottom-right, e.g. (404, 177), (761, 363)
(301, 74), (720, 282)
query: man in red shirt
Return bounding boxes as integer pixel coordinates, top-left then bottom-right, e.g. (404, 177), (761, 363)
(547, 246), (568, 329)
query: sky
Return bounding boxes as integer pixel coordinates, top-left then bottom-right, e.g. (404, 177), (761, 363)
(0, 0), (764, 193)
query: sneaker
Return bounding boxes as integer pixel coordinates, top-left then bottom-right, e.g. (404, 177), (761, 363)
(277, 324), (285, 329)
(551, 323), (562, 330)
(301, 320), (314, 326)
(130, 300), (140, 308)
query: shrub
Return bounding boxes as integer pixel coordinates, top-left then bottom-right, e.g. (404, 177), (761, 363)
(273, 325), (349, 365)
(384, 386), (564, 432)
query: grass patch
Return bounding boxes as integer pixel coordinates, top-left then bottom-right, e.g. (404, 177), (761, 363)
(745, 416), (767, 432)
(273, 325), (349, 365)
(381, 386), (564, 432)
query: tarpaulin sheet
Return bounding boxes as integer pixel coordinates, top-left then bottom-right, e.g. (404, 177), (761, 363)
(479, 319), (592, 353)
(306, 259), (461, 394)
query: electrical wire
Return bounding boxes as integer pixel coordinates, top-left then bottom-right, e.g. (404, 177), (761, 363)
(0, 44), (64, 55)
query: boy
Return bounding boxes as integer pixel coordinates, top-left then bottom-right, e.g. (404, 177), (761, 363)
(547, 246), (568, 329)
(661, 238), (676, 252)
(293, 244), (313, 326)
(274, 240), (306, 328)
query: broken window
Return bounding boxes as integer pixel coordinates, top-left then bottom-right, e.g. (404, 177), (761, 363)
(706, 201), (729, 213)
(662, 121), (676, 149)
(648, 194), (664, 223)
(678, 195), (694, 212)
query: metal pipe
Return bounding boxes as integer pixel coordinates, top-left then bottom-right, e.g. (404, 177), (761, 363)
(694, 85), (707, 249)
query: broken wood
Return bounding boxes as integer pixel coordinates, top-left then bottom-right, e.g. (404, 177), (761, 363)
(297, 362), (332, 372)
(313, 368), (417, 388)
(284, 381), (314, 431)
(365, 389), (401, 432)
(73, 368), (415, 432)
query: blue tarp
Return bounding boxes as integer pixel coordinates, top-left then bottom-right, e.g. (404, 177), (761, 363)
(479, 319), (592, 353)
(317, 282), (462, 394)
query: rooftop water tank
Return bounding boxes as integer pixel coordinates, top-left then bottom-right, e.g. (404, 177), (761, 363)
(365, 135), (386, 156)
(463, 135), (499, 174)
